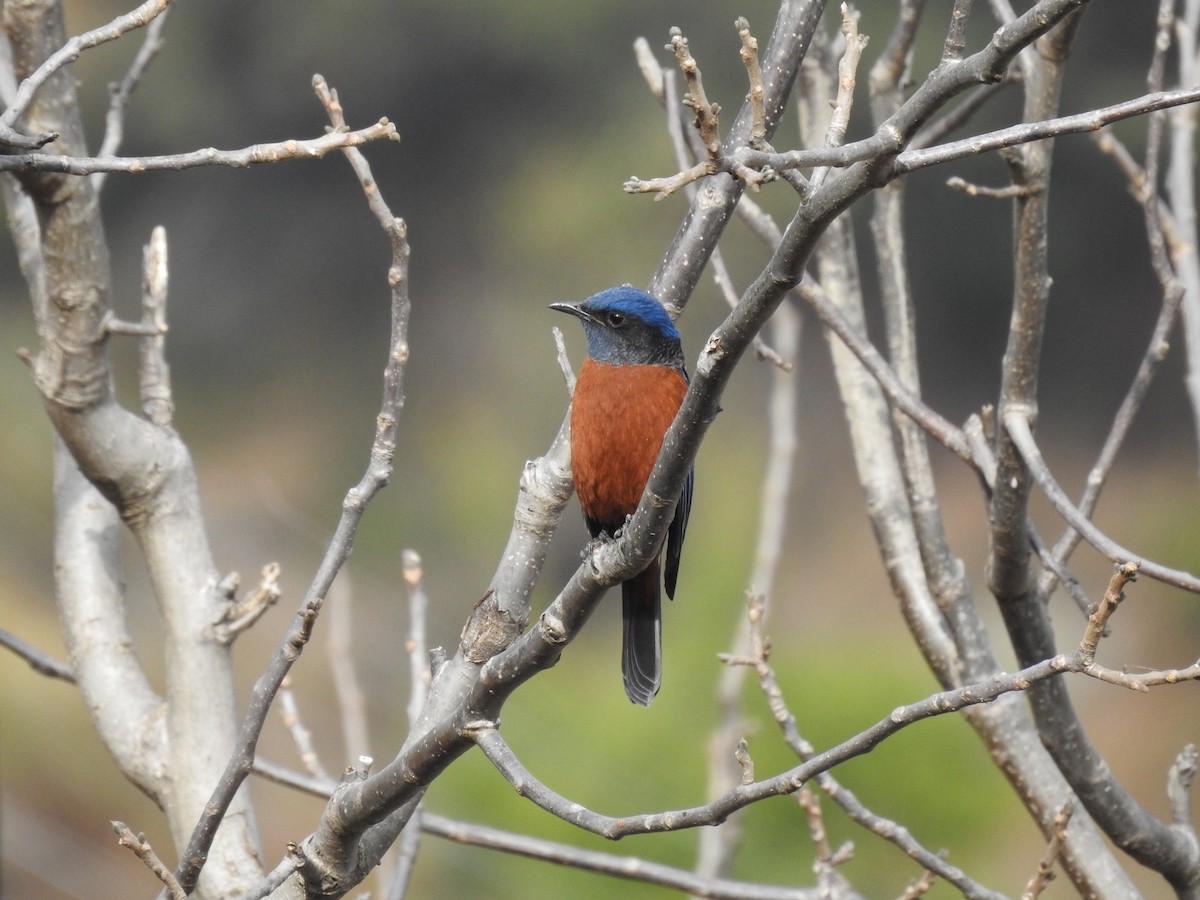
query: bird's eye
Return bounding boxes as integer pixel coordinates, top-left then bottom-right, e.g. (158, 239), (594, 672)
(606, 311), (626, 327)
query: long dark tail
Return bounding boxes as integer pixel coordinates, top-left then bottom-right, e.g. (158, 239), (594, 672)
(621, 560), (662, 706)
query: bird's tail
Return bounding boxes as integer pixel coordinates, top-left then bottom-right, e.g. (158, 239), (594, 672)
(621, 561), (662, 706)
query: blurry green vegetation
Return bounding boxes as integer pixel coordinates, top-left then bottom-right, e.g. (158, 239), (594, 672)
(3, 1), (1200, 897)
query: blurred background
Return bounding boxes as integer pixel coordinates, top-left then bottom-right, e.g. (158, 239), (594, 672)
(2, 0), (1199, 896)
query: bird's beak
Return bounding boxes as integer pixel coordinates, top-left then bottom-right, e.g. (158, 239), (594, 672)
(549, 301), (599, 325)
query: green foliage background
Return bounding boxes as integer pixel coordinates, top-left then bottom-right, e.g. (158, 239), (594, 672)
(2, 1), (1199, 897)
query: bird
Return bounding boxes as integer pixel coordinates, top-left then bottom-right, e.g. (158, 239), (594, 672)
(550, 286), (693, 706)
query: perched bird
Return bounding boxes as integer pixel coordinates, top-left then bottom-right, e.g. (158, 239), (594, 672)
(550, 286), (693, 706)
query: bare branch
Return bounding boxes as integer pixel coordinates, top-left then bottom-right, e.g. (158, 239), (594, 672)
(1079, 563), (1140, 664)
(0, 118), (398, 175)
(812, 4), (870, 187)
(471, 644), (1131, 853)
(796, 278), (973, 463)
(175, 595), (322, 895)
(632, 87), (1200, 197)
(1020, 802), (1072, 899)
(624, 160), (713, 199)
(552, 326), (577, 394)
(736, 17), (766, 144)
(253, 759), (822, 900)
(239, 845), (305, 900)
(668, 26), (722, 157)
(728, 595), (1008, 900)
(909, 81), (1017, 151)
(384, 549), (432, 900)
(111, 821), (185, 900)
(945, 176), (1035, 198)
(1165, 0), (1200, 470)
(1, 0), (171, 135)
(93, 4), (171, 191)
(423, 813), (824, 900)
(696, 278), (798, 881)
(0, 627), (74, 681)
(279, 676), (333, 782)
(172, 76), (412, 897)
(896, 87), (1200, 174)
(1168, 745), (1199, 829)
(136, 225), (173, 426)
(649, 0), (824, 307)
(647, 65), (790, 368)
(942, 0), (974, 62)
(632, 35), (664, 102)
(327, 577), (371, 759)
(214, 562), (283, 643)
(1004, 410), (1200, 593)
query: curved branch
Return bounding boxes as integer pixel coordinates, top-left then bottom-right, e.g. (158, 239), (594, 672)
(1004, 411), (1200, 593)
(470, 651), (1112, 842)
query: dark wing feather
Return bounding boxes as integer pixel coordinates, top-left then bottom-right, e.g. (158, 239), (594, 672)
(663, 466), (691, 599)
(663, 365), (692, 600)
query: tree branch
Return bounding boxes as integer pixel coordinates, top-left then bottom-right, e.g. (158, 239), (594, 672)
(93, 2), (171, 191)
(1004, 410), (1200, 593)
(111, 821), (185, 900)
(171, 74), (411, 898)
(0, 626), (74, 681)
(1, 0), (171, 135)
(0, 119), (398, 175)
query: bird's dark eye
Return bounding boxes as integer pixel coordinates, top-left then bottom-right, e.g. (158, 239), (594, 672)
(606, 311), (626, 327)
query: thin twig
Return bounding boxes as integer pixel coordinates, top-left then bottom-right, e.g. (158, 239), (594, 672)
(810, 4), (870, 190)
(629, 87), (1200, 198)
(248, 758), (819, 900)
(797, 278), (973, 463)
(385, 548), (431, 900)
(172, 77), (408, 896)
(552, 326), (576, 394)
(236, 845), (305, 900)
(214, 563), (282, 643)
(1004, 410), (1200, 593)
(1166, 0), (1200, 469)
(909, 81), (1016, 151)
(1, 0), (172, 135)
(1079, 562), (1140, 664)
(0, 119), (398, 175)
(651, 65), (789, 369)
(268, 75), (414, 895)
(727, 595), (1006, 900)
(471, 629), (1131, 854)
(327, 576), (371, 759)
(736, 17), (766, 144)
(669, 27), (721, 157)
(93, 4), (172, 191)
(0, 627), (74, 681)
(279, 676), (332, 782)
(896, 87), (1200, 174)
(112, 821), (185, 900)
(1020, 801), (1072, 899)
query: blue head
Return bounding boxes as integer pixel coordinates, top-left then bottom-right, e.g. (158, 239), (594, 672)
(550, 286), (683, 368)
